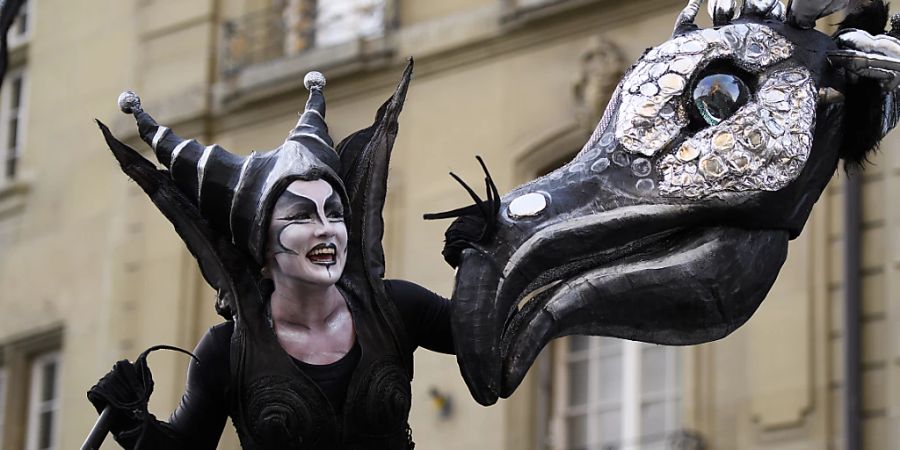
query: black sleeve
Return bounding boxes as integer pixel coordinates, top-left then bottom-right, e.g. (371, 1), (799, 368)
(164, 322), (232, 448)
(112, 323), (232, 450)
(384, 279), (455, 354)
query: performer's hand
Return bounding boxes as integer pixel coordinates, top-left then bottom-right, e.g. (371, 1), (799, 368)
(86, 358), (154, 432)
(424, 156), (501, 268)
(441, 215), (488, 268)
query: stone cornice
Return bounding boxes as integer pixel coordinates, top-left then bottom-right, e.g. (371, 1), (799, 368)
(166, 0), (683, 137)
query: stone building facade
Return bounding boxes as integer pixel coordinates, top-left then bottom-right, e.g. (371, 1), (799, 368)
(0, 0), (896, 449)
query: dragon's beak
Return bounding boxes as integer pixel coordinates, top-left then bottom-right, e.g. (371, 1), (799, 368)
(450, 198), (791, 405)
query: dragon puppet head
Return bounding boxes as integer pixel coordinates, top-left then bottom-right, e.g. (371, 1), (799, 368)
(437, 0), (900, 405)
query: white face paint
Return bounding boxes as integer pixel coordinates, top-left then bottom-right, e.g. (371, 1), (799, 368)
(266, 179), (348, 287)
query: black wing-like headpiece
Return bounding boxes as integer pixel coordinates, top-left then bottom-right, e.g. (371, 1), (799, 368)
(335, 59), (415, 371)
(97, 121), (260, 319)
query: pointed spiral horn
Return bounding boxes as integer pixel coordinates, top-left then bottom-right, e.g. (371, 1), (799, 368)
(118, 90), (141, 114)
(284, 71), (339, 172)
(115, 90), (247, 230)
(787, 0), (849, 29)
(116, 90), (193, 169)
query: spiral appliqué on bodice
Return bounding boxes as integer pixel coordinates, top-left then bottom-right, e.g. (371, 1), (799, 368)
(243, 375), (336, 448)
(348, 357), (412, 436)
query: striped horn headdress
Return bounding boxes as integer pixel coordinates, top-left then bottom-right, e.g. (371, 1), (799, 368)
(115, 71), (347, 264)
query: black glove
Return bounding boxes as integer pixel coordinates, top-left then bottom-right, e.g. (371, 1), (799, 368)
(441, 215), (489, 268)
(86, 345), (196, 437)
(424, 157), (501, 269)
(87, 358), (155, 434)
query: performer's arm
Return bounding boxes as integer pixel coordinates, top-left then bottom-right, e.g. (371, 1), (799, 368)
(89, 324), (231, 449)
(385, 279), (455, 354)
(162, 323), (231, 448)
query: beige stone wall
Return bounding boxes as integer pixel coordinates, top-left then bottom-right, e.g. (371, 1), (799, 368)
(398, 0), (494, 26)
(824, 129), (900, 450)
(0, 0), (221, 448)
(1, 0), (898, 449)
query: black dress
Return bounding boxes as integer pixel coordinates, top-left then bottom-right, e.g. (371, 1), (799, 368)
(113, 280), (453, 450)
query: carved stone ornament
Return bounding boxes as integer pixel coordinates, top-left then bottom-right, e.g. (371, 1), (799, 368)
(574, 35), (625, 131)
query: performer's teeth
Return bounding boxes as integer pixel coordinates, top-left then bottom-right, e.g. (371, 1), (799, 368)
(307, 244), (337, 263)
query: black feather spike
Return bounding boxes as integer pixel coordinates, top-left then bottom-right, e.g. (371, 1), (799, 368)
(448, 171), (487, 214)
(475, 155), (501, 214)
(423, 204), (484, 220)
(423, 156), (503, 222)
(97, 119), (260, 320)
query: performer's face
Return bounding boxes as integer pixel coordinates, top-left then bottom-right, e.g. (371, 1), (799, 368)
(266, 179), (347, 287)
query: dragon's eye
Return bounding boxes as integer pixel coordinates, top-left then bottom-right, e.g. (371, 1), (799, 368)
(692, 74), (750, 126)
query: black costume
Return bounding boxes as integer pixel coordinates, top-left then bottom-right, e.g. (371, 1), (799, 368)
(89, 62), (455, 449)
(113, 280), (452, 450)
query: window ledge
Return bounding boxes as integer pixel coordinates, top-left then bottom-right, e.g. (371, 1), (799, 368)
(0, 177), (31, 218)
(7, 41), (29, 67)
(214, 3), (505, 113)
(501, 0), (611, 27)
(216, 37), (394, 112)
(213, 0), (645, 116)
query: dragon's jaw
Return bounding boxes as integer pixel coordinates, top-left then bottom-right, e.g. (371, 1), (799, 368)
(451, 202), (790, 405)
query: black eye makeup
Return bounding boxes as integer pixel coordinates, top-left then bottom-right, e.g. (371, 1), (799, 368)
(281, 210), (314, 222)
(273, 189), (345, 224)
(275, 195), (319, 222)
(324, 193), (344, 222)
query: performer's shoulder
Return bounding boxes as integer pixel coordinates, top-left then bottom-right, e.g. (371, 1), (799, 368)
(204, 321), (235, 350)
(383, 279), (451, 320)
(209, 320), (235, 335)
(192, 321), (234, 375)
(384, 279), (447, 303)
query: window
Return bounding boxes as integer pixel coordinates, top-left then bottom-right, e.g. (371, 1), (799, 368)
(555, 336), (681, 450)
(224, 0), (386, 74)
(25, 352), (60, 450)
(0, 68), (26, 182)
(8, 0), (33, 48)
(0, 330), (62, 450)
(282, 0), (316, 56)
(314, 0), (384, 48)
(281, 0), (386, 54)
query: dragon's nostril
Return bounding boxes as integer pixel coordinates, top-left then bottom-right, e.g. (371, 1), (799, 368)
(692, 73), (750, 126)
(508, 193), (547, 219)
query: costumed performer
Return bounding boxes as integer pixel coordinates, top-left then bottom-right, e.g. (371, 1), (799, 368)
(87, 62), (456, 450)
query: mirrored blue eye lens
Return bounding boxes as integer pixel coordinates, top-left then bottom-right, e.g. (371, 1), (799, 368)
(692, 74), (749, 126)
